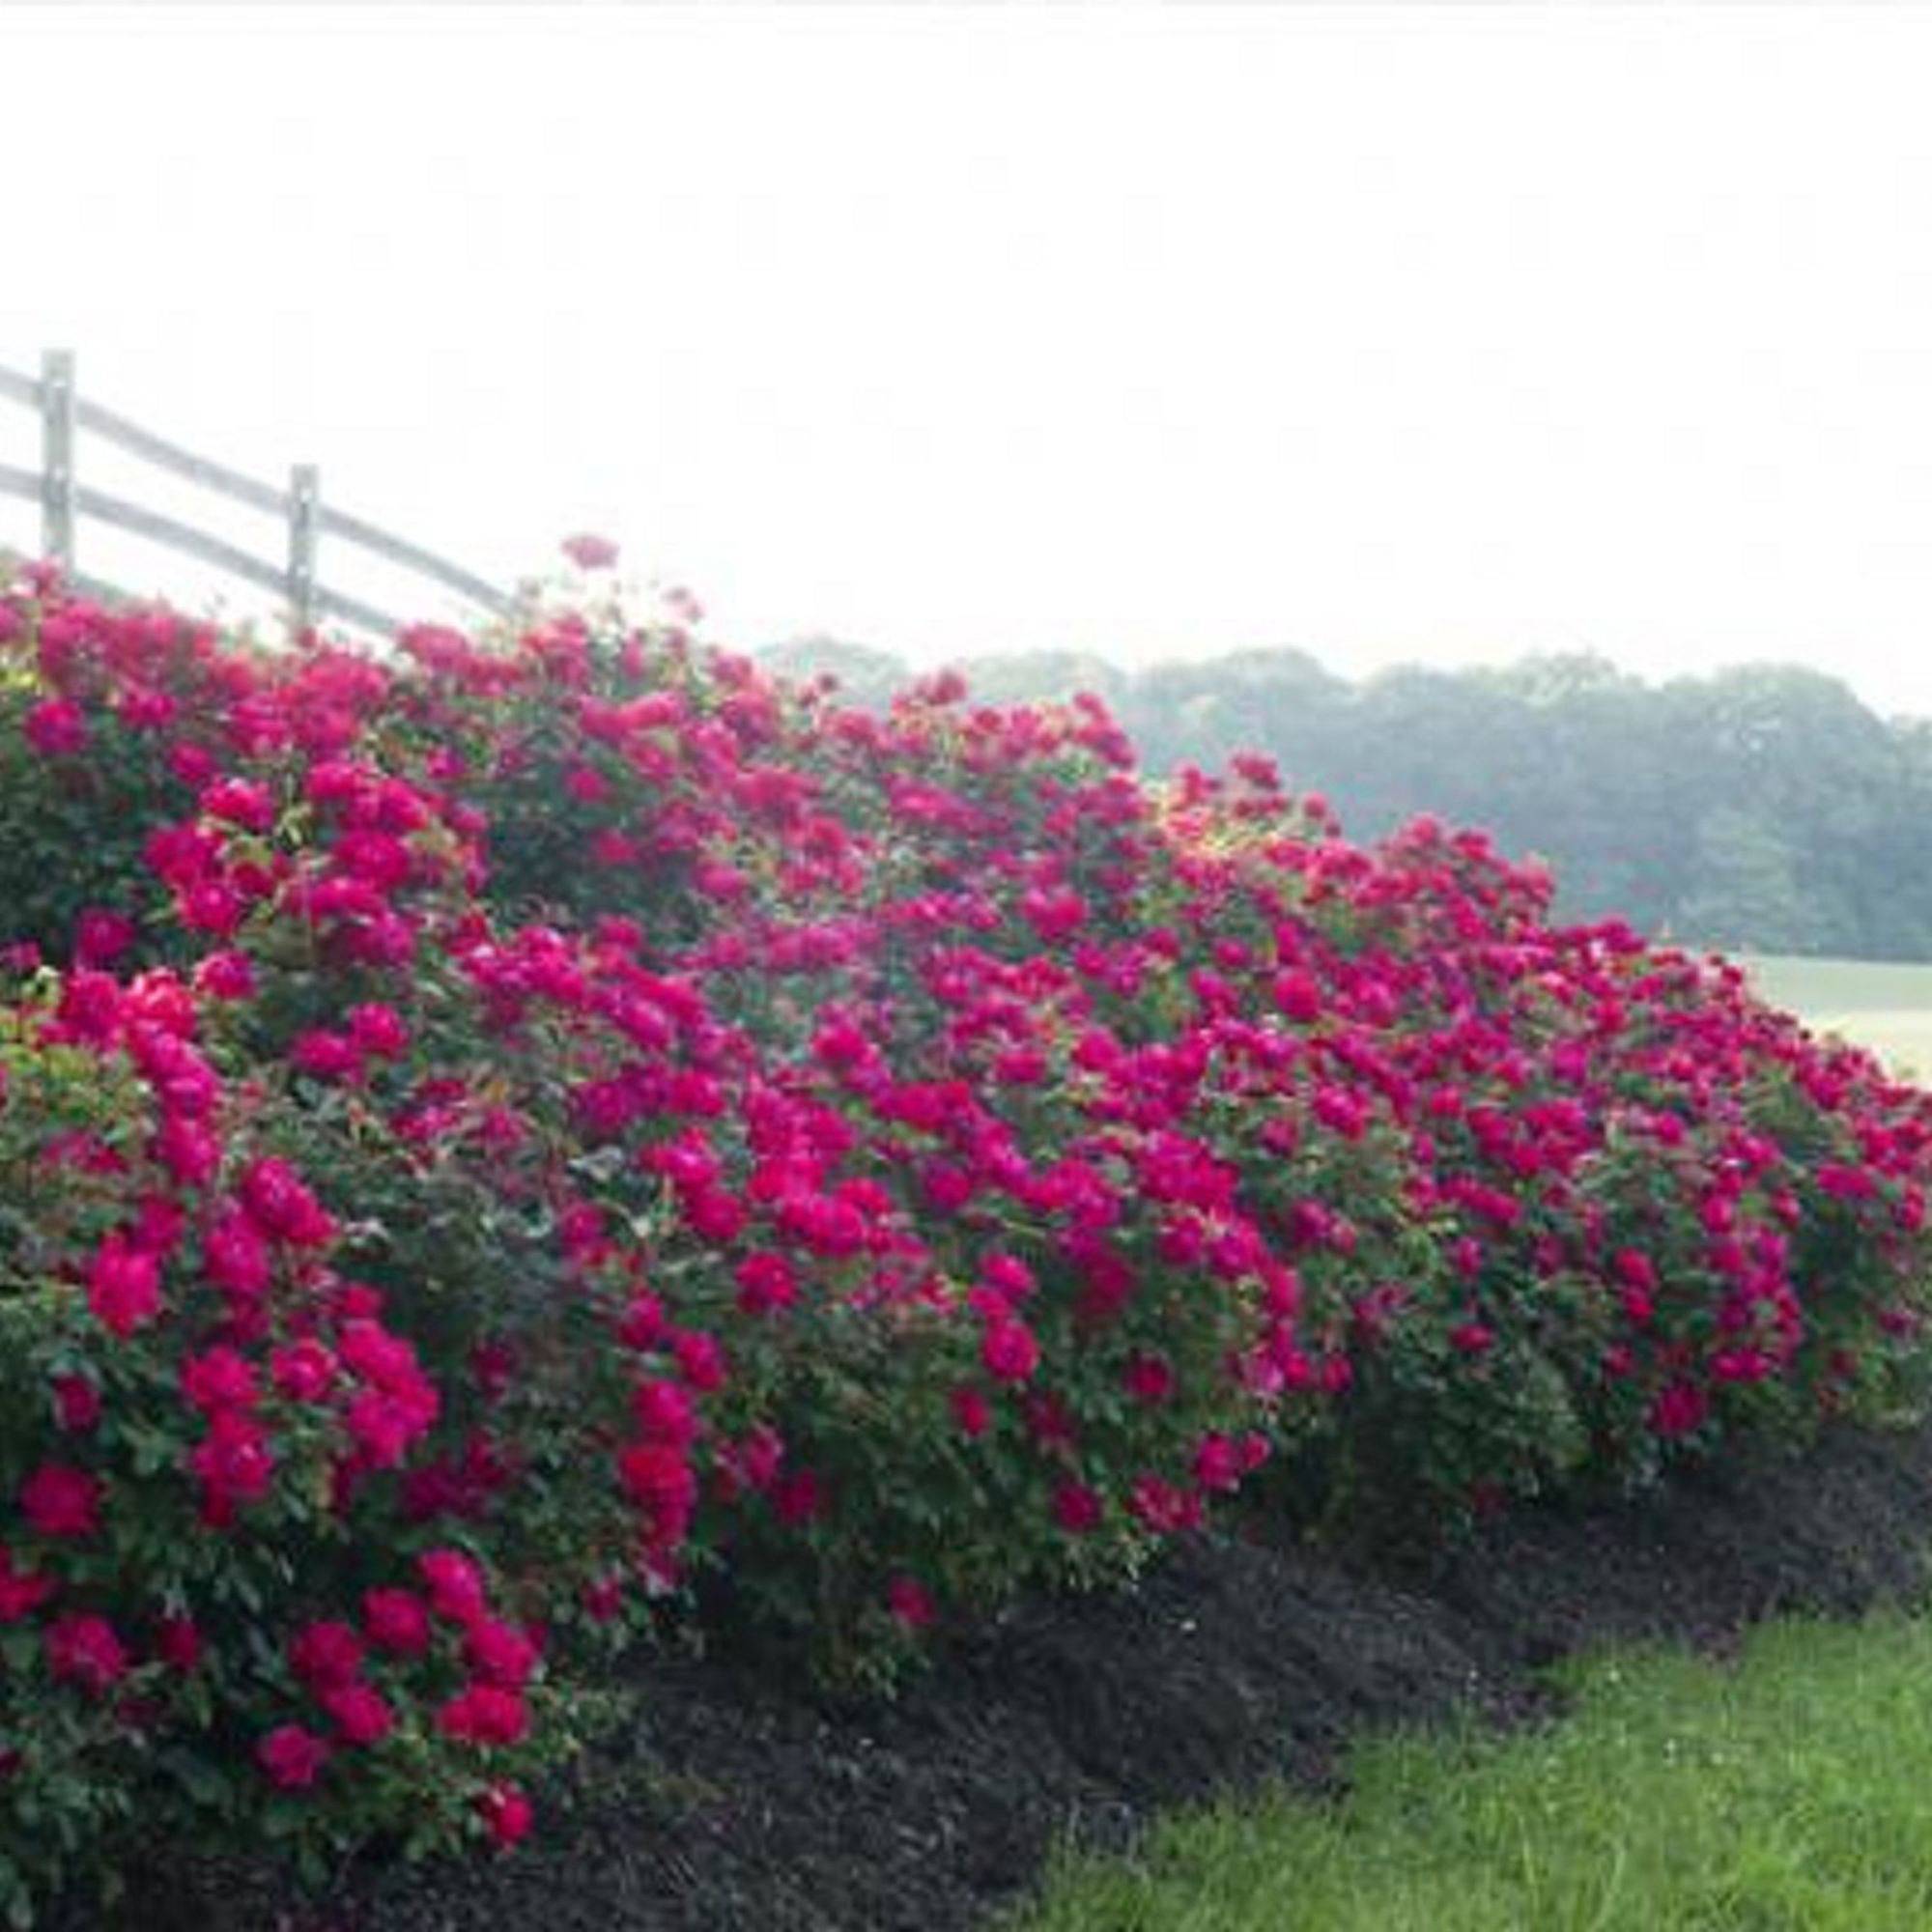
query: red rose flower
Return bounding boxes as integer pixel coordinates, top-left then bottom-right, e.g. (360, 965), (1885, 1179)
(20, 1463), (100, 1539)
(23, 697), (87, 757)
(289, 1620), (364, 1690)
(86, 1234), (162, 1338)
(0, 1546), (56, 1623)
(980, 1320), (1039, 1385)
(45, 1613), (128, 1695)
(886, 1575), (935, 1629)
(475, 1780), (534, 1847)
(465, 1617), (539, 1690)
(155, 1613), (204, 1673)
(257, 1723), (329, 1790)
(561, 533), (619, 570)
(50, 1375), (100, 1433)
(363, 1586), (433, 1658)
(1052, 1482), (1103, 1534)
(436, 1684), (529, 1747)
(418, 1548), (489, 1625)
(321, 1682), (395, 1747)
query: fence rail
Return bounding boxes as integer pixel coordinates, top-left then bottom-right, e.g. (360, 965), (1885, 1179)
(0, 350), (511, 639)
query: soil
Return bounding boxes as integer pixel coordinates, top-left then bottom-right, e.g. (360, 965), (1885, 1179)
(124, 1419), (1932, 1932)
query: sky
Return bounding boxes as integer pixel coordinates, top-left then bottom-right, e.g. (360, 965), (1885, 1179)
(8, 3), (1932, 714)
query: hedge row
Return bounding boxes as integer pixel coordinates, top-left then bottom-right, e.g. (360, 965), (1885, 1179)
(0, 548), (1927, 1920)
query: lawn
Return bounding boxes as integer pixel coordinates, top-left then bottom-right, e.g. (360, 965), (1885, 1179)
(1743, 952), (1932, 1078)
(1017, 1609), (1932, 1931)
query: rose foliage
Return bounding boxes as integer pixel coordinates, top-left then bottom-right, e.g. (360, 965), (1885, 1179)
(0, 550), (1928, 1919)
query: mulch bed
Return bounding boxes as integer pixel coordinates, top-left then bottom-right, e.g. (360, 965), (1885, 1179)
(126, 1419), (1932, 1932)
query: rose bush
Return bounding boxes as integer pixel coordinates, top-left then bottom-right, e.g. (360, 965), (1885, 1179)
(0, 548), (1927, 1920)
(0, 971), (561, 1922)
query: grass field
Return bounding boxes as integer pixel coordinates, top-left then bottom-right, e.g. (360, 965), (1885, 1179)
(1017, 1611), (1932, 1931)
(1742, 952), (1932, 1078)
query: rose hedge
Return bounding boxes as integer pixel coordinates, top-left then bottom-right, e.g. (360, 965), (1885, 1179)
(0, 552), (1927, 1920)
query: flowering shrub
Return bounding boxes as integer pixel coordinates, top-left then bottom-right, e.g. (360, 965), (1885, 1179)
(0, 548), (1928, 1918)
(0, 974), (562, 1920)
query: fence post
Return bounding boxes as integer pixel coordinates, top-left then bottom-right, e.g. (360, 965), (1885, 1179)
(40, 350), (75, 567)
(288, 463), (319, 639)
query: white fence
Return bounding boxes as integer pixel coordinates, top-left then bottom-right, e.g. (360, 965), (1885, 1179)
(0, 350), (510, 639)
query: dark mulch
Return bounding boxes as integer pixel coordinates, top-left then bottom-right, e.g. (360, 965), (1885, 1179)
(130, 1418), (1932, 1932)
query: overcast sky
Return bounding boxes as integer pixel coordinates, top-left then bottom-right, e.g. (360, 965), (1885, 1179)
(8, 4), (1932, 714)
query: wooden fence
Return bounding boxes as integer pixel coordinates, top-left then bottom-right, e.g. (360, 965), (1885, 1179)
(0, 350), (511, 639)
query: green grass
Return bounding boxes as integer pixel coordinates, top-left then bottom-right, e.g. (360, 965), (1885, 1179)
(1742, 952), (1932, 1078)
(1016, 1609), (1932, 1932)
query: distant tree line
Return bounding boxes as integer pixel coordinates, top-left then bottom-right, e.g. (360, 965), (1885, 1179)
(760, 637), (1932, 961)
